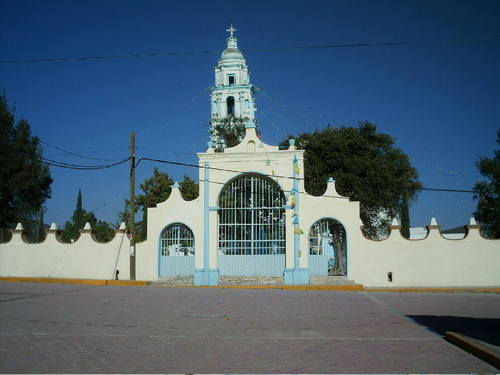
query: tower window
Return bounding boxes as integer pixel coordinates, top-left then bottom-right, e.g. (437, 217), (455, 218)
(227, 96), (235, 116)
(228, 75), (235, 85)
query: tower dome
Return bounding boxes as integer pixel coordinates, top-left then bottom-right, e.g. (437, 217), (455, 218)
(219, 26), (246, 64)
(210, 25), (257, 147)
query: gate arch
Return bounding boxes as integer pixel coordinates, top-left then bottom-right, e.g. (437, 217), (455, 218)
(217, 173), (286, 275)
(308, 218), (347, 276)
(158, 223), (195, 278)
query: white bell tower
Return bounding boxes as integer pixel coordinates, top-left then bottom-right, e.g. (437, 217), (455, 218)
(210, 25), (256, 125)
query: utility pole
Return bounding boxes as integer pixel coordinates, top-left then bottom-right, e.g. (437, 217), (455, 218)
(129, 132), (136, 280)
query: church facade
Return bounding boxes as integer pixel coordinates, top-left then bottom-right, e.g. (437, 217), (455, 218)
(4, 27), (497, 288)
(137, 26), (361, 285)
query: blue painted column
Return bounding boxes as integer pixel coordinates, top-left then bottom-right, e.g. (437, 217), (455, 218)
(194, 160), (219, 286)
(284, 153), (310, 285)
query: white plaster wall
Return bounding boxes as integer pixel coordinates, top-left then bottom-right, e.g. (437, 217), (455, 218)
(350, 226), (500, 287)
(300, 181), (361, 273)
(136, 187), (203, 281)
(0, 229), (130, 280)
(199, 133), (304, 270)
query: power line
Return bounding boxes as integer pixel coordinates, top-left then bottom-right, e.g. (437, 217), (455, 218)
(3, 37), (500, 64)
(137, 156), (475, 194)
(42, 153), (474, 193)
(41, 140), (127, 162)
(42, 157), (130, 170)
(421, 187), (474, 193)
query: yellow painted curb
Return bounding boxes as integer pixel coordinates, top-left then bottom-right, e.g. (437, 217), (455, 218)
(194, 284), (364, 291)
(0, 277), (148, 286)
(365, 287), (500, 294)
(2, 277), (498, 293)
(445, 331), (500, 369)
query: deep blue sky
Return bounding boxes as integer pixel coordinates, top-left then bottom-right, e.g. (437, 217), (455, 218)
(1, 0), (499, 229)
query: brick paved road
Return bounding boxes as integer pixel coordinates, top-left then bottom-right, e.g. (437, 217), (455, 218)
(0, 282), (499, 373)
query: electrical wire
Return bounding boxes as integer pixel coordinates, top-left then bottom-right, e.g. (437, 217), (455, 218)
(41, 140), (128, 162)
(42, 157), (130, 170)
(3, 37), (500, 64)
(136, 156), (475, 193)
(40, 153), (475, 193)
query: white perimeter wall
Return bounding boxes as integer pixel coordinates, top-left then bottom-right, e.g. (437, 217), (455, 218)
(1, 223), (499, 287)
(350, 225), (500, 287)
(0, 228), (130, 280)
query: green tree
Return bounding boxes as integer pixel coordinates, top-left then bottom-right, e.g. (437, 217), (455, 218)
(0, 93), (52, 242)
(179, 175), (199, 201)
(281, 122), (422, 238)
(135, 168), (174, 242)
(61, 189), (114, 242)
(115, 198), (144, 239)
(118, 170), (199, 241)
(210, 116), (252, 151)
(473, 128), (500, 238)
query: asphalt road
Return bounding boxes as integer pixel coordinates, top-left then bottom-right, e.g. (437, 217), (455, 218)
(0, 282), (499, 373)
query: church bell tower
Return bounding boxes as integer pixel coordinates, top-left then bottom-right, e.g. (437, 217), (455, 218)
(210, 25), (256, 144)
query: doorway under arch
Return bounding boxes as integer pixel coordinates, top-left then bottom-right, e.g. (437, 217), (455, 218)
(217, 173), (286, 276)
(308, 218), (347, 276)
(158, 223), (195, 278)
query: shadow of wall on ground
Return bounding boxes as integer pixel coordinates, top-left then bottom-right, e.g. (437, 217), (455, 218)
(407, 315), (500, 348)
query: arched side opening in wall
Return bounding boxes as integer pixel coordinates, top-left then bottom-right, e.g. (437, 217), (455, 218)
(158, 223), (195, 278)
(308, 218), (347, 276)
(226, 96), (235, 116)
(218, 173), (286, 276)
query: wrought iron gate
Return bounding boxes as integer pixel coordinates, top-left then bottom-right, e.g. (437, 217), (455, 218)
(158, 223), (195, 277)
(218, 173), (286, 276)
(308, 218), (347, 276)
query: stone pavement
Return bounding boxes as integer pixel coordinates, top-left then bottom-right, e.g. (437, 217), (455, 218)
(0, 282), (499, 373)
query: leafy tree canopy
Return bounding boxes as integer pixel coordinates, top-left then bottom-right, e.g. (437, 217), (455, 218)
(210, 116), (258, 151)
(0, 93), (52, 241)
(118, 169), (199, 241)
(281, 122), (422, 238)
(474, 128), (500, 238)
(61, 189), (114, 243)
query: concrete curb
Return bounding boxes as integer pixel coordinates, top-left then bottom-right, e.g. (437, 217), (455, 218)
(0, 277), (148, 286)
(191, 284), (365, 291)
(1, 277), (500, 293)
(445, 331), (500, 370)
(365, 287), (500, 294)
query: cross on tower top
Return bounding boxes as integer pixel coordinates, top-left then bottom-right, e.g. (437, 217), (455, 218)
(226, 24), (237, 38)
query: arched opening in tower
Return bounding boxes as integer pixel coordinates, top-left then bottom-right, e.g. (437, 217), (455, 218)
(227, 96), (235, 116)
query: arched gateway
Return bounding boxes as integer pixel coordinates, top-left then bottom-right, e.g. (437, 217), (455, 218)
(217, 173), (286, 275)
(158, 223), (195, 277)
(308, 218), (347, 276)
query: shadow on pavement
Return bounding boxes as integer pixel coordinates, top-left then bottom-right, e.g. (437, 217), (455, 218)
(407, 315), (500, 348)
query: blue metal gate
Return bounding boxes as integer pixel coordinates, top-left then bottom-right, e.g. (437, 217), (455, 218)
(159, 255), (195, 277)
(218, 254), (285, 276)
(309, 254), (330, 276)
(217, 174), (287, 277)
(308, 218), (346, 276)
(158, 223), (195, 278)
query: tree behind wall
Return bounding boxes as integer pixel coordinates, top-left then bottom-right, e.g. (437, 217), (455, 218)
(118, 170), (200, 242)
(281, 122), (422, 238)
(474, 128), (500, 238)
(61, 189), (114, 242)
(209, 116), (252, 151)
(0, 93), (52, 242)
